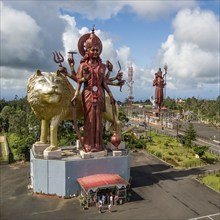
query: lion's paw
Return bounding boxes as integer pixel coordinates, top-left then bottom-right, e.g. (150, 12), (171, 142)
(45, 146), (58, 152)
(35, 141), (47, 145)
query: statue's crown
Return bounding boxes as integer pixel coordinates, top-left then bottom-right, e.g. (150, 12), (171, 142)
(85, 27), (101, 49)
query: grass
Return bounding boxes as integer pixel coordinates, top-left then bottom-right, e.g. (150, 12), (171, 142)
(145, 131), (219, 169)
(199, 172), (220, 192)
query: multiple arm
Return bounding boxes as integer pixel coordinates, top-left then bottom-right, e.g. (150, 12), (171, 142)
(58, 57), (77, 82)
(105, 60), (125, 88)
(57, 55), (124, 104)
(103, 77), (116, 104)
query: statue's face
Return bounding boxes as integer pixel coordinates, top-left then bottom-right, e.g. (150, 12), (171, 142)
(88, 46), (100, 59)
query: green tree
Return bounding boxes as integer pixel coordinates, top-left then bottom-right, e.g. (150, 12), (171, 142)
(27, 111), (40, 136)
(9, 109), (28, 135)
(163, 96), (177, 110)
(8, 133), (35, 161)
(184, 123), (196, 148)
(0, 106), (15, 132)
(118, 110), (129, 123)
(0, 99), (7, 112)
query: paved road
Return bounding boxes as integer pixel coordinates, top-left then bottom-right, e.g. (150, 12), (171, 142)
(181, 122), (220, 141)
(0, 151), (219, 220)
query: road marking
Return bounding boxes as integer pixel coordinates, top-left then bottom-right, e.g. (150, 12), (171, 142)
(196, 138), (220, 149)
(188, 212), (220, 220)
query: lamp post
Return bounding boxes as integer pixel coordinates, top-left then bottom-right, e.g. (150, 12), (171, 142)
(147, 116), (152, 144)
(176, 119), (179, 141)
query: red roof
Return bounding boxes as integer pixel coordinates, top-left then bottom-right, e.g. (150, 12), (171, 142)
(77, 174), (129, 192)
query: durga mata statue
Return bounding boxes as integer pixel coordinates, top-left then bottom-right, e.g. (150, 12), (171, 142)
(58, 27), (124, 153)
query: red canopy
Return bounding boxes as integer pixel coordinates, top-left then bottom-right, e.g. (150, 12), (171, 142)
(77, 174), (129, 192)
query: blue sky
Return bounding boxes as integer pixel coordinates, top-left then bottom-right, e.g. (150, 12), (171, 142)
(1, 0), (219, 101)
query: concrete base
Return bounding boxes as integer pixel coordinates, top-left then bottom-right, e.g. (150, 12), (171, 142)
(79, 150), (107, 159)
(43, 148), (62, 159)
(76, 140), (82, 150)
(107, 141), (126, 151)
(30, 143), (130, 197)
(33, 143), (49, 158)
(113, 150), (123, 156)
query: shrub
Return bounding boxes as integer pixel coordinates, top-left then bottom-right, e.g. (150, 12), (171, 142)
(8, 133), (35, 161)
(155, 151), (162, 158)
(193, 145), (208, 157)
(168, 151), (175, 156)
(164, 142), (169, 147)
(201, 152), (219, 164)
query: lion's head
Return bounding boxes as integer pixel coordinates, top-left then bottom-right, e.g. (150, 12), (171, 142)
(27, 70), (75, 120)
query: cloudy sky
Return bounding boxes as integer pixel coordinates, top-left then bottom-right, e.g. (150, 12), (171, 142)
(0, 0), (219, 101)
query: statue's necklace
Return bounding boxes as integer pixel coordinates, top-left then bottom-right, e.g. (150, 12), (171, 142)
(87, 61), (101, 101)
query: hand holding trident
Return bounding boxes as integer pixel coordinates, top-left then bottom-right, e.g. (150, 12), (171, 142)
(53, 50), (77, 81)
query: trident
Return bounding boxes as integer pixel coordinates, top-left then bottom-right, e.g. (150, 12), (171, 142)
(53, 51), (64, 67)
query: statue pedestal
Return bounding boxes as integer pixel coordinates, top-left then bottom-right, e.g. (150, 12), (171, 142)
(30, 143), (130, 197)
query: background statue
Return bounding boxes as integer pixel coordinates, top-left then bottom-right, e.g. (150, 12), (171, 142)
(153, 67), (167, 110)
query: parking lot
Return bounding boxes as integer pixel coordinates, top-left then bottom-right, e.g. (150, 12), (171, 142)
(0, 151), (220, 220)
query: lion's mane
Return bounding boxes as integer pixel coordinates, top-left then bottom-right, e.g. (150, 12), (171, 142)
(27, 70), (75, 120)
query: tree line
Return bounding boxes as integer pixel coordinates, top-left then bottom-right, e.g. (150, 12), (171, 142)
(129, 96), (220, 126)
(164, 96), (220, 126)
(0, 96), (219, 161)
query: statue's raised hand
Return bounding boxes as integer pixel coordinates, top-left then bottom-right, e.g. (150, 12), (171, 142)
(58, 66), (68, 76)
(106, 60), (113, 72)
(116, 71), (123, 81)
(68, 57), (75, 68)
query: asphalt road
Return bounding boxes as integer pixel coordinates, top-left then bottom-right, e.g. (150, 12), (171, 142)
(0, 151), (220, 220)
(179, 121), (220, 142)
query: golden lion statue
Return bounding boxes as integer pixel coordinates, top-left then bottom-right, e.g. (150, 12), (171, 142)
(27, 70), (121, 151)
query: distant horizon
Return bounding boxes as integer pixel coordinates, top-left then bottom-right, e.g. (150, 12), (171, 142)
(1, 92), (219, 102)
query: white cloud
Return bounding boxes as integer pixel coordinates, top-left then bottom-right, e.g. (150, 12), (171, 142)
(69, 1), (196, 20)
(0, 66), (32, 99)
(61, 1), (125, 20)
(1, 3), (43, 67)
(173, 8), (219, 51)
(157, 8), (220, 91)
(59, 14), (82, 66)
(125, 0), (197, 19)
(60, 15), (79, 52)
